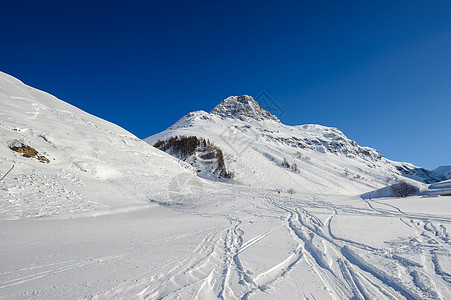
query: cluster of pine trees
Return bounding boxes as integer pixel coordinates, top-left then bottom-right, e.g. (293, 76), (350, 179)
(154, 136), (233, 179)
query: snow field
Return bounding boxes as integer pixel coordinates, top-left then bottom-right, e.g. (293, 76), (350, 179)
(3, 183), (450, 299)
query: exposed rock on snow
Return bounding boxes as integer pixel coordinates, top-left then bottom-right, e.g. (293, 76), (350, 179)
(210, 95), (280, 122)
(9, 141), (50, 163)
(395, 164), (445, 184)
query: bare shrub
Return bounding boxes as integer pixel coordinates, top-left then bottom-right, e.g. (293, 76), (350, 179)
(389, 181), (418, 198)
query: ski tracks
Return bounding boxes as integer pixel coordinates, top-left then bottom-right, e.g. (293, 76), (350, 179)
(138, 216), (287, 300)
(361, 195), (451, 298)
(124, 209), (302, 299)
(0, 227), (217, 293)
(268, 194), (451, 300)
(91, 194), (451, 299)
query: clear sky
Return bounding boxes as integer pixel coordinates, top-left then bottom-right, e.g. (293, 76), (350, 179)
(2, 0), (450, 170)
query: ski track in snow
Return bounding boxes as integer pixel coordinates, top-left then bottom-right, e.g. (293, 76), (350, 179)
(15, 191), (442, 299)
(0, 227), (218, 291)
(1, 184), (451, 300)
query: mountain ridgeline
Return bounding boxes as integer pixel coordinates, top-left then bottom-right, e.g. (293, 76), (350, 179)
(147, 95), (444, 194)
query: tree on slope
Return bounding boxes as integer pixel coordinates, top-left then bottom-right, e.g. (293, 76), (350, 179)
(389, 181), (418, 198)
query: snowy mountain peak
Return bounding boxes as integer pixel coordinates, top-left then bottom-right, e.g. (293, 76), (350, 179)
(148, 95), (445, 191)
(210, 95), (280, 122)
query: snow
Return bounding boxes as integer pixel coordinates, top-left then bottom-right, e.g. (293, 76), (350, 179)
(1, 73), (451, 299)
(433, 166), (451, 179)
(0, 71), (195, 218)
(421, 179), (451, 197)
(146, 98), (440, 196)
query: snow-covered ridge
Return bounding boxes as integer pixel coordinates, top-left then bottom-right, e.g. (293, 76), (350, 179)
(210, 95), (280, 122)
(164, 110), (382, 161)
(259, 123), (383, 161)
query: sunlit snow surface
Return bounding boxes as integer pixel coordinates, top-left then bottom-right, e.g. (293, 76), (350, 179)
(0, 71), (194, 219)
(2, 187), (451, 299)
(1, 72), (451, 299)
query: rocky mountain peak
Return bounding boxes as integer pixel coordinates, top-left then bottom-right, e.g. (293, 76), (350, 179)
(210, 95), (280, 122)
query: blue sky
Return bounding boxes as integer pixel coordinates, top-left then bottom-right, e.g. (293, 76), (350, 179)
(2, 0), (450, 169)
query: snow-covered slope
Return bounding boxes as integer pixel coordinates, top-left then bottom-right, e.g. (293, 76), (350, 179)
(433, 165), (451, 180)
(423, 179), (451, 196)
(0, 71), (194, 218)
(146, 95), (442, 195)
